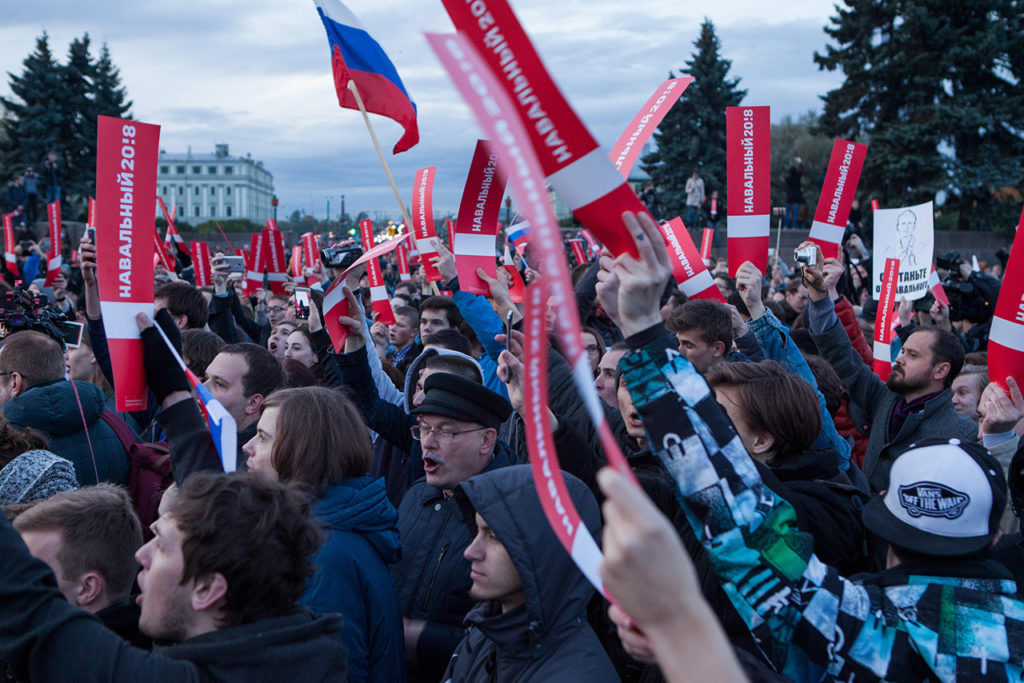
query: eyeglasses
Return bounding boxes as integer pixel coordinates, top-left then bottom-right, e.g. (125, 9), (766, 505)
(266, 306), (287, 314)
(410, 424), (487, 442)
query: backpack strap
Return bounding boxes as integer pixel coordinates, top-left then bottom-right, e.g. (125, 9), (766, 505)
(99, 410), (139, 454)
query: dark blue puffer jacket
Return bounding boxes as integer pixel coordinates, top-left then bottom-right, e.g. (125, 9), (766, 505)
(300, 475), (405, 683)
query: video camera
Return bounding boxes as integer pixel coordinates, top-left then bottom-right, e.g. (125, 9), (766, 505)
(0, 286), (83, 350)
(319, 246), (363, 270)
(935, 250), (999, 323)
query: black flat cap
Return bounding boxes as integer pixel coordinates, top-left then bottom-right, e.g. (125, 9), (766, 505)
(411, 372), (513, 429)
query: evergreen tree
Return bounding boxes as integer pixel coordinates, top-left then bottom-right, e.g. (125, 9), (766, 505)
(0, 34), (64, 180)
(62, 35), (95, 208)
(641, 19), (746, 222)
(816, 0), (1024, 231)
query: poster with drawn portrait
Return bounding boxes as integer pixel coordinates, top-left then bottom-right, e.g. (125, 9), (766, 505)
(872, 201), (934, 300)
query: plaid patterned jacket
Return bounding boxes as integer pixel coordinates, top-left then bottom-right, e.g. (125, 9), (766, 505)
(621, 328), (1024, 682)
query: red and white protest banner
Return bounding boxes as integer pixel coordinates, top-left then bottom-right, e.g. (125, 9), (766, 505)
(659, 218), (724, 301)
(610, 77), (692, 178)
(3, 213), (18, 277)
(809, 139), (868, 259)
(191, 242), (212, 287)
(988, 209), (1024, 393)
(569, 238), (587, 266)
(246, 232), (265, 293)
(262, 227), (288, 295)
(453, 140), (506, 294)
(872, 258), (900, 381)
(726, 106), (770, 277)
(708, 195), (719, 223)
(44, 201), (62, 286)
(700, 227), (714, 261)
(412, 166), (442, 281)
(428, 30), (639, 598)
(87, 196), (97, 231)
(322, 234), (410, 352)
(928, 264), (950, 306)
(440, 0), (644, 259)
(153, 225), (177, 277)
(396, 240), (411, 281)
(503, 243), (525, 303)
(291, 245), (302, 278)
(359, 219), (396, 325)
(302, 232), (320, 285)
(96, 116), (160, 411)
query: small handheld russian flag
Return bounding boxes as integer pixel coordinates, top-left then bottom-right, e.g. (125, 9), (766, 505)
(315, 0), (419, 153)
(151, 318), (238, 472)
(506, 220), (532, 251)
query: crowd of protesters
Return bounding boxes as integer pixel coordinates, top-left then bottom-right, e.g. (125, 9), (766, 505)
(0, 201), (1019, 683)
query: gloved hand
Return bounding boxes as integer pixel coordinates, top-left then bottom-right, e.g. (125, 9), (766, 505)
(139, 308), (190, 402)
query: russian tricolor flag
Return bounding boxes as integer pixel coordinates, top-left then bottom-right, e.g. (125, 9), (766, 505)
(315, 0), (419, 153)
(186, 369), (238, 473)
(506, 220), (532, 251)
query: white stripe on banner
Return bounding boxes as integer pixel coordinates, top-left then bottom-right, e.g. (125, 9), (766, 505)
(546, 148), (625, 212)
(570, 520), (604, 594)
(873, 340), (891, 362)
(809, 220), (845, 244)
(452, 232), (497, 258)
(99, 301), (155, 340)
(680, 270), (715, 297)
(266, 272), (288, 282)
(48, 256), (61, 271)
(990, 316), (1024, 353)
(727, 214), (770, 239)
(370, 285), (388, 300)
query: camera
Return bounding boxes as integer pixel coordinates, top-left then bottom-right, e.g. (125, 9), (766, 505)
(935, 250), (964, 273)
(320, 246), (363, 270)
(0, 286), (81, 350)
(793, 247), (817, 267)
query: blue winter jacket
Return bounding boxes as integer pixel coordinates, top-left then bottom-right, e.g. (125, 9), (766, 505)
(300, 475), (406, 683)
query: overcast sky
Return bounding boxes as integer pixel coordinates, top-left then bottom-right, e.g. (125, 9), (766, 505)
(0, 0), (844, 221)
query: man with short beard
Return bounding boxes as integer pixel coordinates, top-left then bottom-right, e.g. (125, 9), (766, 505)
(801, 243), (977, 492)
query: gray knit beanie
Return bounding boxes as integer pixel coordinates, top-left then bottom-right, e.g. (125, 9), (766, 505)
(0, 450), (79, 504)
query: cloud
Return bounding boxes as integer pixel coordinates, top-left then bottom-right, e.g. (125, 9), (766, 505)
(0, 0), (843, 220)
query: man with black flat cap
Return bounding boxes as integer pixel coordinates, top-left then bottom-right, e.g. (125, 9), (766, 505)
(391, 372), (515, 683)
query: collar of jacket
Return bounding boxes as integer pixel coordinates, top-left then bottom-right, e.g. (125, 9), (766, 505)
(854, 556), (1016, 595)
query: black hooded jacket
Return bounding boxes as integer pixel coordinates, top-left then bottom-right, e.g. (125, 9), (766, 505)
(443, 466), (618, 682)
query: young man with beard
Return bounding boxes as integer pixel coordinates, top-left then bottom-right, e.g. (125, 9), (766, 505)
(801, 242), (977, 492)
(0, 471), (348, 681)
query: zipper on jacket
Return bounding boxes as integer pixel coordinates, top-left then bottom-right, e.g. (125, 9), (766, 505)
(421, 542), (451, 611)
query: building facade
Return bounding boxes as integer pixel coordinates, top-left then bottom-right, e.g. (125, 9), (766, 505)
(156, 144), (273, 224)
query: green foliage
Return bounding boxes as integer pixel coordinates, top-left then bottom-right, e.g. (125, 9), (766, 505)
(641, 19), (746, 221)
(815, 0), (1024, 231)
(1, 33), (132, 221)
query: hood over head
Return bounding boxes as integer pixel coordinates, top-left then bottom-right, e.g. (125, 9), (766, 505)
(402, 346), (484, 406)
(454, 465), (600, 649)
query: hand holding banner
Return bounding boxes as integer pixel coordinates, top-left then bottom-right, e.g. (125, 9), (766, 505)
(809, 139), (867, 259)
(453, 140), (506, 294)
(726, 106), (771, 277)
(873, 258), (900, 380)
(428, 30), (638, 600)
(96, 116), (160, 411)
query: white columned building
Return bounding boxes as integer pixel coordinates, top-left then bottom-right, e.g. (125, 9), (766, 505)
(155, 144), (274, 224)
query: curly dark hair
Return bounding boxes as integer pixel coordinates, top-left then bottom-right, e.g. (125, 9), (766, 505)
(0, 418), (50, 469)
(171, 472), (322, 628)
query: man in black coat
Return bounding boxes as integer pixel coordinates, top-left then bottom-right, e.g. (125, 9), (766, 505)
(444, 465), (618, 681)
(392, 373), (513, 683)
(0, 471), (348, 682)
